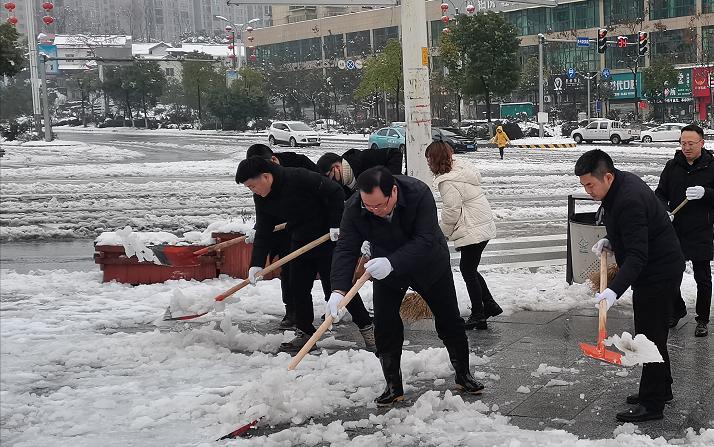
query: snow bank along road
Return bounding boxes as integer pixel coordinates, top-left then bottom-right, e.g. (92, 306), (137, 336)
(0, 129), (679, 269)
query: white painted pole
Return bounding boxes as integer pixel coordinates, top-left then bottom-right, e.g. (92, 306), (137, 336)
(400, 0), (432, 184)
(538, 33), (544, 138)
(25, 0), (42, 136)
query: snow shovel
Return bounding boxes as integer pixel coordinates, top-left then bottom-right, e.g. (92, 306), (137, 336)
(670, 198), (688, 216)
(150, 223), (287, 267)
(579, 251), (622, 366)
(216, 416), (263, 440)
(288, 271), (371, 370)
(163, 233), (331, 321)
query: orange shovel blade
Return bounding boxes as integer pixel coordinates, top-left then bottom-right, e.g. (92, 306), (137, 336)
(579, 342), (622, 365)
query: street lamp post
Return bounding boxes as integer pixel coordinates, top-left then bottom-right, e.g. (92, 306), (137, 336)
(215, 16), (260, 71)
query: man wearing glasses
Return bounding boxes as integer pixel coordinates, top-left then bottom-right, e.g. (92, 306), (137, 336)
(655, 124), (714, 337)
(327, 167), (484, 406)
(316, 148), (403, 197)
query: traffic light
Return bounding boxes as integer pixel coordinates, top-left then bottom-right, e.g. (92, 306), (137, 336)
(638, 31), (648, 56)
(617, 36), (628, 49)
(598, 28), (608, 53)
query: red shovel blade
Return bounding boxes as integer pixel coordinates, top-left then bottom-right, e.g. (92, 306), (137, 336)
(579, 341), (622, 365)
(217, 417), (263, 440)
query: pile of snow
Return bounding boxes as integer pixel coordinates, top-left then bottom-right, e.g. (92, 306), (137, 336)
(0, 141), (144, 165)
(604, 332), (664, 367)
(530, 363), (579, 377)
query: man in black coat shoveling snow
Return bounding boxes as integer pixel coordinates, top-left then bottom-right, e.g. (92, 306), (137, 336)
(316, 148), (403, 197)
(655, 124), (714, 337)
(243, 144), (319, 330)
(236, 157), (375, 352)
(328, 166), (483, 406)
(576, 149), (685, 423)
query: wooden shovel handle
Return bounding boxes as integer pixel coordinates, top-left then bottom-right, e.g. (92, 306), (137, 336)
(288, 272), (372, 370)
(214, 232), (330, 302)
(671, 198), (688, 216)
(597, 251), (608, 344)
(193, 223), (287, 256)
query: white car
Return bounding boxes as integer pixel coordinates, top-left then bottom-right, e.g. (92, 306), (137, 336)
(571, 119), (637, 145)
(268, 121), (321, 147)
(639, 123), (687, 143)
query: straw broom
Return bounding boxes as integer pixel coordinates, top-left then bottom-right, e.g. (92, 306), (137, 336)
(588, 264), (619, 293)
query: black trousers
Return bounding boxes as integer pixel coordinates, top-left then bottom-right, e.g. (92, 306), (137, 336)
(289, 246), (372, 335)
(459, 241), (495, 316)
(670, 260), (712, 324)
(269, 231), (293, 316)
(499, 147), (505, 159)
(372, 268), (468, 358)
(632, 274), (682, 412)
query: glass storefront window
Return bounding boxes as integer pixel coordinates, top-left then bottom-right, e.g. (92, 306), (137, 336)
(346, 30), (371, 57)
(705, 0), (714, 14)
(373, 26), (399, 53)
(651, 29), (697, 64)
(649, 0), (695, 20)
(604, 0), (643, 25)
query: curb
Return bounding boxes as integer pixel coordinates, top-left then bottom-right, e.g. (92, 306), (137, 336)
(513, 143), (578, 148)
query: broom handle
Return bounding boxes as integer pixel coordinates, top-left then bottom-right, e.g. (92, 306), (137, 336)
(671, 198), (688, 216)
(597, 251), (608, 346)
(214, 233), (331, 302)
(193, 223), (287, 256)
(288, 272), (372, 370)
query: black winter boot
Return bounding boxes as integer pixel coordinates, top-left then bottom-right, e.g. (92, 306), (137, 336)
(375, 354), (404, 406)
(447, 344), (485, 395)
(483, 300), (503, 319)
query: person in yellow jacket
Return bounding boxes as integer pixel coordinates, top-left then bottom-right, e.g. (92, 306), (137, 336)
(490, 125), (511, 160)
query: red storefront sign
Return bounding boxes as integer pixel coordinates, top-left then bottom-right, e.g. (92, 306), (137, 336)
(692, 67), (713, 97)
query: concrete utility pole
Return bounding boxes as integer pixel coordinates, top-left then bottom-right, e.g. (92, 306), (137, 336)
(400, 0), (431, 183)
(25, 0), (43, 136)
(538, 34), (545, 138)
(39, 55), (52, 141)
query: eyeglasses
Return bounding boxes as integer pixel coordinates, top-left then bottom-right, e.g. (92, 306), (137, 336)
(680, 139), (703, 148)
(361, 194), (392, 211)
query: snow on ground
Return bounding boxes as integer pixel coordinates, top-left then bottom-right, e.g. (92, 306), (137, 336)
(0, 141), (144, 166)
(0, 265), (707, 446)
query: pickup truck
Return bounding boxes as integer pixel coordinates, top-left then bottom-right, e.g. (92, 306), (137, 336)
(571, 120), (638, 144)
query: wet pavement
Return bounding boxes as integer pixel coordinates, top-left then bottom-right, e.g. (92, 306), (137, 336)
(246, 307), (712, 441)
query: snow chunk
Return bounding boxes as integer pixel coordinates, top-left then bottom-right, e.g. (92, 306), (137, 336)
(516, 386), (531, 394)
(604, 332), (663, 366)
(545, 379), (576, 387)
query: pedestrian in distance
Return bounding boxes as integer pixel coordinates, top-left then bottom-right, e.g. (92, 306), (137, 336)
(316, 148), (404, 197)
(328, 166), (484, 407)
(576, 149), (685, 423)
(235, 157), (375, 352)
(426, 141), (503, 330)
(490, 125), (510, 160)
(243, 143), (319, 330)
(654, 124), (714, 337)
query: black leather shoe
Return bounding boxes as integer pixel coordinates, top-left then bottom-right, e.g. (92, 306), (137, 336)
(455, 372), (484, 394)
(278, 314), (296, 330)
(616, 405), (663, 422)
(695, 323), (708, 337)
(374, 385), (405, 406)
(464, 314), (487, 330)
(279, 330), (316, 353)
(626, 393), (672, 405)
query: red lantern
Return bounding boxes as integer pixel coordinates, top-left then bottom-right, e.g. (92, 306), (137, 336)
(249, 54), (257, 62)
(245, 26), (253, 32)
(466, 4), (475, 14)
(226, 34), (234, 41)
(227, 54), (236, 60)
(441, 15), (449, 24)
(224, 25), (233, 32)
(7, 15), (17, 25)
(440, 2), (448, 12)
(247, 35), (254, 42)
(41, 2), (53, 10)
(442, 27), (451, 34)
(42, 15), (54, 25)
(3, 2), (16, 11)
(227, 44), (234, 50)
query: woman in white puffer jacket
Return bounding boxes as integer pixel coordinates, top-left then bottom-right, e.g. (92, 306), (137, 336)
(426, 141), (503, 330)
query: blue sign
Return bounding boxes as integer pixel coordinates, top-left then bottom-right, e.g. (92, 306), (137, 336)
(38, 44), (59, 75)
(567, 67), (577, 79)
(601, 68), (611, 80)
(576, 37), (590, 47)
(595, 100), (602, 113)
(345, 59), (355, 70)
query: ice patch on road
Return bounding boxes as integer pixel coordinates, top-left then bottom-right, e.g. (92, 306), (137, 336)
(604, 332), (663, 366)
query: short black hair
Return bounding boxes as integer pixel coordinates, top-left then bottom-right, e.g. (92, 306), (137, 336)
(356, 166), (394, 197)
(246, 144), (274, 160)
(574, 149), (615, 179)
(681, 123), (704, 139)
(316, 152), (342, 175)
(235, 157), (275, 183)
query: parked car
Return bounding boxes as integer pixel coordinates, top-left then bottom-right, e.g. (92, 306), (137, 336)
(368, 126), (406, 151)
(268, 121), (321, 147)
(311, 119), (340, 130)
(571, 119), (638, 144)
(433, 127), (477, 153)
(639, 122), (687, 143)
(390, 121), (406, 128)
(561, 120), (590, 137)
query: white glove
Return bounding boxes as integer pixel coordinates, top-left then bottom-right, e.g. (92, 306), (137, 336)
(594, 288), (617, 311)
(325, 291), (345, 323)
(591, 238), (611, 257)
(247, 266), (262, 285)
(360, 240), (371, 257)
(244, 229), (256, 244)
(329, 227), (340, 242)
(686, 186), (705, 200)
(364, 257), (393, 280)
(667, 212), (674, 222)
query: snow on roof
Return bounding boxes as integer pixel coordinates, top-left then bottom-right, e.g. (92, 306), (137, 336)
(53, 34), (132, 48)
(131, 42), (169, 55)
(167, 44), (230, 58)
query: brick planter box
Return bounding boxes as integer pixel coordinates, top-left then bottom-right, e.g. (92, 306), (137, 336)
(94, 245), (219, 285)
